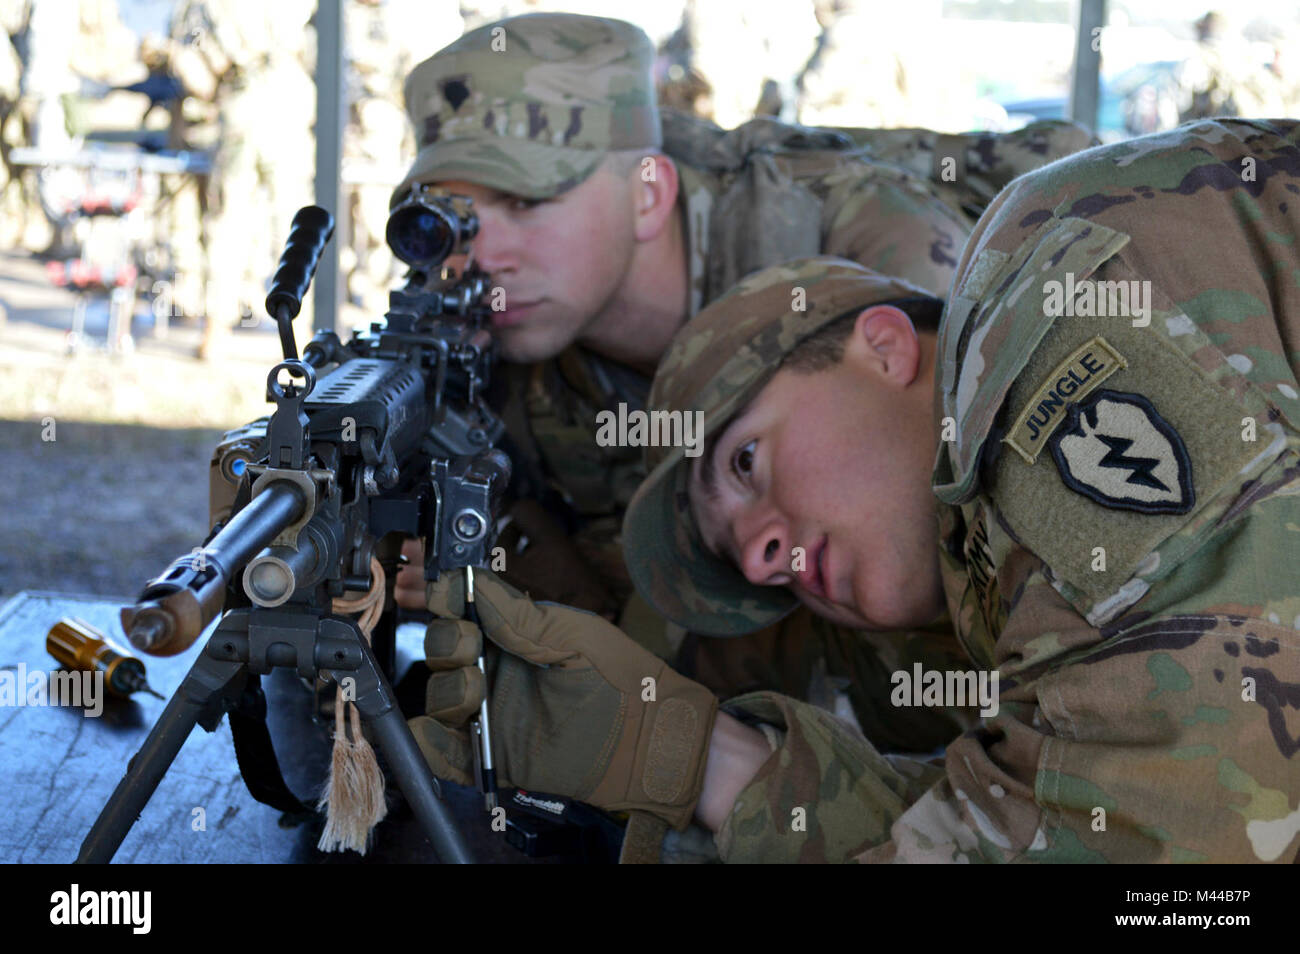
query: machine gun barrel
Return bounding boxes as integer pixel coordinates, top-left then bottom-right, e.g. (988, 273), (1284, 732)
(121, 480), (308, 656)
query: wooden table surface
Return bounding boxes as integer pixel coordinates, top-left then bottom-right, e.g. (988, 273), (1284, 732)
(0, 591), (553, 864)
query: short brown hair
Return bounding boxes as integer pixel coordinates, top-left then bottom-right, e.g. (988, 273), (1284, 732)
(781, 296), (944, 373)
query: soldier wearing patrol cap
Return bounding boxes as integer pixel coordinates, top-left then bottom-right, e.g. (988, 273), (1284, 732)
(169, 0), (317, 360)
(391, 13), (1091, 748)
(411, 118), (1300, 862)
(388, 10), (972, 604)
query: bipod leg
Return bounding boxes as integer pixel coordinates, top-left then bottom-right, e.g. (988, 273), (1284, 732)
(76, 617), (248, 863)
(317, 615), (473, 864)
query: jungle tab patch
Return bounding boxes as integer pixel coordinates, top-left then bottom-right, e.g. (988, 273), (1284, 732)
(1004, 336), (1127, 464)
(1047, 389), (1195, 515)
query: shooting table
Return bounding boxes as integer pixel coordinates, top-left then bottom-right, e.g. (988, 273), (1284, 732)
(0, 591), (546, 863)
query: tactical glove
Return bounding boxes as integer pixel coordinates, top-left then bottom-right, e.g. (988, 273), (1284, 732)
(408, 569), (717, 830)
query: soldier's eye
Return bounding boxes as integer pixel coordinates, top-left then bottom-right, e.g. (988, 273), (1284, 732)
(508, 197), (546, 212)
(731, 440), (757, 480)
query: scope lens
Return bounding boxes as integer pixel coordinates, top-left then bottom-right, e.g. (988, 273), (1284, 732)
(386, 204), (455, 266)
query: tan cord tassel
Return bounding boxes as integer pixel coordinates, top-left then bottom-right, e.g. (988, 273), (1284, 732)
(317, 556), (389, 854)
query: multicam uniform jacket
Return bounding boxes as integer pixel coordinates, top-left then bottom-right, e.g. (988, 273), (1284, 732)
(715, 119), (1300, 863)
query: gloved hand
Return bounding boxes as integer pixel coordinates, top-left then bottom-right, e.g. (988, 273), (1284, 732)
(408, 569), (718, 830)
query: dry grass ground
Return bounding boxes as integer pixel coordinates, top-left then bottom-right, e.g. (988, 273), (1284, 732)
(0, 248), (313, 601)
(0, 418), (220, 600)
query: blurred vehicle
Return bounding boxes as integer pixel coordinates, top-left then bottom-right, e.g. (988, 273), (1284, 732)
(999, 60), (1183, 140)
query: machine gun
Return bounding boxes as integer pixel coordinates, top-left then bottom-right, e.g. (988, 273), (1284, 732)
(78, 189), (511, 864)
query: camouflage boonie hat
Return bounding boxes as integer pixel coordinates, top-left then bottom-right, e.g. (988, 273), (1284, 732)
(623, 257), (937, 636)
(393, 13), (661, 205)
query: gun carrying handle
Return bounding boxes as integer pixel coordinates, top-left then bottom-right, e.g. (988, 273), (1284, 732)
(265, 206), (335, 360)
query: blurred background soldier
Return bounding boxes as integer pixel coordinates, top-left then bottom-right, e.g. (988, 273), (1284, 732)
(169, 0), (316, 360)
(680, 0), (819, 126)
(796, 0), (994, 131)
(797, 0), (911, 127)
(653, 10), (713, 120)
(7, 0), (78, 254)
(4, 0), (139, 255)
(16, 0), (78, 156)
(1177, 10), (1283, 122)
(131, 33), (186, 139)
(0, 4), (28, 253)
(166, 4), (225, 329)
(339, 0), (459, 329)
(1249, 19), (1300, 118)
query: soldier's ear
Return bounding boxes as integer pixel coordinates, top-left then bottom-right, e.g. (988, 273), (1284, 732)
(632, 154), (679, 242)
(847, 305), (923, 387)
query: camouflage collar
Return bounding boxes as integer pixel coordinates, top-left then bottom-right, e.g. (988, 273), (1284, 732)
(674, 159), (713, 318)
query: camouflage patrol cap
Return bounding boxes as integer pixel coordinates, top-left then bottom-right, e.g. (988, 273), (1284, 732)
(393, 13), (661, 205)
(623, 257), (936, 636)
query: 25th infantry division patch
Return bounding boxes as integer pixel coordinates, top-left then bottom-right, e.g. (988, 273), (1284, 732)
(1047, 389), (1195, 515)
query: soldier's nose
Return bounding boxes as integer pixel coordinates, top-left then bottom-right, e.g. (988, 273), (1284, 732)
(739, 519), (792, 587)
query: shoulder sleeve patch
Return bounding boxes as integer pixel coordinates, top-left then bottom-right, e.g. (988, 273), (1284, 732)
(986, 253), (1295, 626)
(1048, 388), (1195, 515)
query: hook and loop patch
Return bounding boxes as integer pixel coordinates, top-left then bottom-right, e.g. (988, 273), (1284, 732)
(1048, 389), (1195, 515)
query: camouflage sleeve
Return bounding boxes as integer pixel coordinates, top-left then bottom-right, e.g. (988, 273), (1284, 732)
(714, 691), (945, 863)
(717, 455), (1300, 863)
(687, 609), (978, 754)
(818, 162), (971, 300)
(883, 453), (1300, 863)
